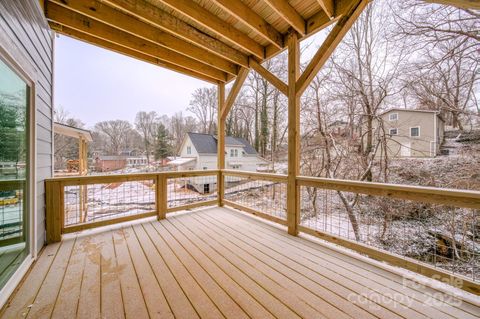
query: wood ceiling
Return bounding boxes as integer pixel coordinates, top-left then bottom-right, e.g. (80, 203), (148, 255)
(42, 0), (348, 83)
(42, 0), (478, 84)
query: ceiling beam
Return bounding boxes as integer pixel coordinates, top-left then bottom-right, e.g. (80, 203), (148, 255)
(316, 0), (335, 18)
(210, 0), (283, 49)
(157, 0), (265, 59)
(47, 0), (237, 76)
(264, 0), (353, 60)
(45, 2), (228, 82)
(263, 0), (306, 36)
(249, 58), (288, 96)
(296, 0), (368, 96)
(221, 67), (250, 120)
(49, 23), (220, 84)
(105, 0), (248, 68)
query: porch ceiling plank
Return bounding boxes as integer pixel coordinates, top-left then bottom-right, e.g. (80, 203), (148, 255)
(316, 0), (335, 18)
(46, 0), (238, 76)
(156, 0), (265, 59)
(265, 0), (351, 60)
(209, 0), (284, 49)
(249, 58), (288, 96)
(45, 6), (228, 82)
(104, 0), (249, 68)
(263, 0), (306, 36)
(49, 23), (221, 84)
(296, 0), (368, 96)
(221, 67), (250, 121)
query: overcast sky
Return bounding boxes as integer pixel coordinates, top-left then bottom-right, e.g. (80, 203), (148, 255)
(54, 35), (208, 128)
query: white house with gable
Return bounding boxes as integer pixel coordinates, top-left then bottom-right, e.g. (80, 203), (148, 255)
(168, 132), (268, 193)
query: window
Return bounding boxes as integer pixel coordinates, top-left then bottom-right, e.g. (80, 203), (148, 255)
(230, 149), (234, 157)
(234, 149), (238, 157)
(204, 184), (210, 193)
(389, 113), (398, 121)
(232, 165), (240, 169)
(0, 56), (31, 291)
(203, 166), (208, 170)
(410, 127), (420, 137)
(186, 146), (191, 154)
(389, 128), (398, 135)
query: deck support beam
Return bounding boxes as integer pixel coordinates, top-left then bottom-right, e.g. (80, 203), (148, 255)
(220, 67), (250, 121)
(217, 83), (226, 207)
(287, 30), (300, 236)
(249, 58), (288, 96)
(296, 0), (367, 96)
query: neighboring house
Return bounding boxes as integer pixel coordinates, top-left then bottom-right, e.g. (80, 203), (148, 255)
(328, 120), (352, 137)
(169, 132), (267, 193)
(373, 109), (445, 158)
(94, 155), (127, 172)
(126, 156), (148, 167)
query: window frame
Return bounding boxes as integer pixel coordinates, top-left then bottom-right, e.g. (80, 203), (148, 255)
(410, 126), (420, 137)
(388, 113), (398, 121)
(389, 128), (398, 136)
(0, 45), (37, 305)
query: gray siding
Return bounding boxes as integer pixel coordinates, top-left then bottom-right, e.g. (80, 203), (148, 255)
(0, 0), (53, 253)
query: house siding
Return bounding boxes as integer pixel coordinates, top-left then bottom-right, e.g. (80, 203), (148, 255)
(377, 110), (439, 158)
(0, 0), (54, 253)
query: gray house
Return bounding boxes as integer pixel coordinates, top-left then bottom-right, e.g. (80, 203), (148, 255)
(374, 109), (445, 158)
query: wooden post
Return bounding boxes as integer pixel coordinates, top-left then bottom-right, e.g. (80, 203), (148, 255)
(287, 30), (300, 236)
(217, 83), (226, 206)
(46, 181), (64, 243)
(78, 137), (88, 222)
(157, 174), (167, 219)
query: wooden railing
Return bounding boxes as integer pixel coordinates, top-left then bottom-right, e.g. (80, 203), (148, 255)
(222, 169), (288, 225)
(45, 170), (218, 243)
(45, 169), (480, 294)
(296, 175), (480, 295)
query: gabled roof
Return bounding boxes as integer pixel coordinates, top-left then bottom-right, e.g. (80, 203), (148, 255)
(187, 132), (257, 155)
(54, 122), (93, 142)
(379, 108), (445, 122)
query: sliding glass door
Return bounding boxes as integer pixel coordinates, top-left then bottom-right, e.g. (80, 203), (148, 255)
(0, 57), (30, 290)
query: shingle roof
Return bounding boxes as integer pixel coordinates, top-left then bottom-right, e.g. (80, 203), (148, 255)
(187, 132), (257, 155)
(187, 132), (217, 154)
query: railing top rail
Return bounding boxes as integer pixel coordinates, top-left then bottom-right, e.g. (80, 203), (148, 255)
(222, 169), (288, 182)
(297, 175), (480, 209)
(45, 169), (220, 185)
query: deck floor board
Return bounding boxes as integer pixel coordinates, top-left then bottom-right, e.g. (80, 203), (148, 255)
(1, 207), (479, 319)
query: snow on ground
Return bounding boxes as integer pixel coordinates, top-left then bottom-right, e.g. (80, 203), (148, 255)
(63, 178), (281, 225)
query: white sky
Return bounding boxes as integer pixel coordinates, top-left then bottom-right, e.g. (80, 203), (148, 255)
(54, 35), (208, 128)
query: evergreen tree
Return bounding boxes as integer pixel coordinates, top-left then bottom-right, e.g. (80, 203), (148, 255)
(0, 97), (24, 163)
(154, 123), (171, 160)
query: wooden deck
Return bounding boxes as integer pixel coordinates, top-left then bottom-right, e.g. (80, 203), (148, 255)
(1, 207), (479, 319)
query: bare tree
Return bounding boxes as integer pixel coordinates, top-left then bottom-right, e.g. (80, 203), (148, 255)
(94, 120), (132, 155)
(188, 87), (217, 134)
(135, 111), (158, 163)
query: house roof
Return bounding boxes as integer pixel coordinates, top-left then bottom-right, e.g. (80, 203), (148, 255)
(380, 108), (445, 122)
(168, 157), (196, 166)
(187, 132), (257, 155)
(96, 155), (126, 161)
(54, 122), (93, 142)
